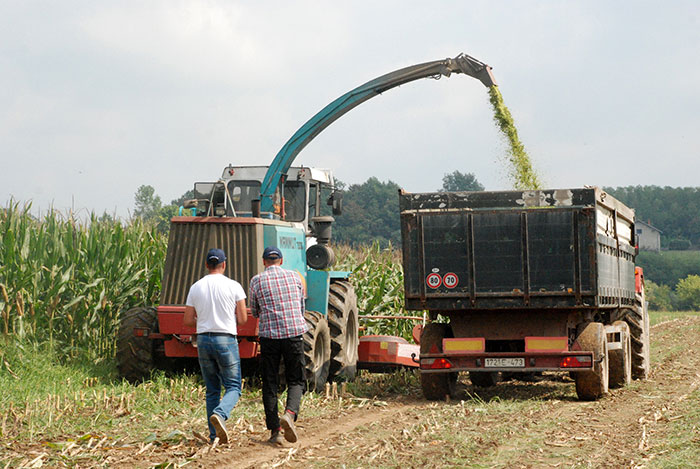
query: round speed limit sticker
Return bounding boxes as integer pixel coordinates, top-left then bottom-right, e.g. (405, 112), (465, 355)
(426, 273), (442, 289)
(443, 272), (459, 288)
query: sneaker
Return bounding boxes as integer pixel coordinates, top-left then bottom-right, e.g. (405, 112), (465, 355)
(268, 430), (284, 446)
(280, 411), (298, 443)
(209, 414), (229, 444)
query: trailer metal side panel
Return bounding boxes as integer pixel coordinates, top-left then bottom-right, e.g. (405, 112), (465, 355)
(400, 188), (635, 311)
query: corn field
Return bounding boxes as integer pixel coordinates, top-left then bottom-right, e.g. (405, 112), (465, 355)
(0, 202), (164, 361)
(0, 202), (413, 363)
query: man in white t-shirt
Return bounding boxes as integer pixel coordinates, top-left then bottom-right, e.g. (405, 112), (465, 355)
(184, 248), (247, 444)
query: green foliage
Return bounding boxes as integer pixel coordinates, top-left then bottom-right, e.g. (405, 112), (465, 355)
(675, 275), (700, 310)
(133, 186), (193, 234)
(0, 201), (166, 361)
(636, 250), (700, 288)
(668, 238), (691, 250)
(645, 280), (674, 311)
(335, 242), (418, 340)
(605, 186), (700, 248)
(439, 171), (484, 192)
(333, 177), (401, 247)
(488, 86), (541, 190)
(133, 185), (162, 220)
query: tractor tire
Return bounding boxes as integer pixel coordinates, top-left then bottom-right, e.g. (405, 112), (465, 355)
(573, 322), (609, 401)
(116, 306), (161, 383)
(625, 289), (651, 380)
(303, 310), (331, 393)
(327, 280), (359, 382)
(469, 371), (500, 388)
(608, 320), (632, 389)
(419, 323), (457, 400)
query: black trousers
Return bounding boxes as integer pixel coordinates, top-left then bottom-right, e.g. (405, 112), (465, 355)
(260, 335), (306, 431)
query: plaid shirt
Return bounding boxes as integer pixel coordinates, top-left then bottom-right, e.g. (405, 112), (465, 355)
(249, 265), (308, 339)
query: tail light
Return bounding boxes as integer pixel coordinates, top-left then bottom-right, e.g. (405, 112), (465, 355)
(560, 355), (592, 368)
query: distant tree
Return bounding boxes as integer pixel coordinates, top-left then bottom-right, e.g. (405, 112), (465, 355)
(439, 171), (484, 192)
(333, 177), (401, 247)
(676, 274), (700, 310)
(133, 185), (162, 220)
(170, 190), (195, 207)
(605, 185), (700, 249)
(645, 280), (674, 311)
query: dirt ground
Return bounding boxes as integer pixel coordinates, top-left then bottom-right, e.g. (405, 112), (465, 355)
(9, 316), (700, 468)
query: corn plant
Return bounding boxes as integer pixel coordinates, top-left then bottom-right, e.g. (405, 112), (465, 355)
(335, 241), (422, 340)
(0, 201), (166, 361)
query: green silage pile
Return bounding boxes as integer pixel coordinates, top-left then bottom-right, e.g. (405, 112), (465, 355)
(488, 86), (542, 190)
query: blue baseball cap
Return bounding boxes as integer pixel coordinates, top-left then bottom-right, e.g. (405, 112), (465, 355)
(262, 246), (283, 260)
(206, 248), (227, 266)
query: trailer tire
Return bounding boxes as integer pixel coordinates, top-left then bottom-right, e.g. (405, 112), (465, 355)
(469, 371), (500, 388)
(116, 306), (161, 383)
(573, 322), (609, 401)
(327, 280), (359, 382)
(626, 289), (651, 380)
(303, 310), (331, 393)
(608, 320), (632, 388)
(419, 323), (457, 400)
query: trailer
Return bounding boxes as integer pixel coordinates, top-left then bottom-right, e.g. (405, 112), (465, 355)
(399, 187), (651, 400)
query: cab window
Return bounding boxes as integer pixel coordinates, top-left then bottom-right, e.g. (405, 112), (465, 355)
(284, 181), (307, 222)
(227, 180), (261, 214)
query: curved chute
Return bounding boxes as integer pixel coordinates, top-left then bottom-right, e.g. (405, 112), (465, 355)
(259, 53), (496, 212)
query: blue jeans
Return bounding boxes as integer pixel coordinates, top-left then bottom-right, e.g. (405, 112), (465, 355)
(197, 333), (242, 441)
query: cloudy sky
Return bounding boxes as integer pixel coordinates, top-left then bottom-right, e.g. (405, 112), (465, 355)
(2, 1), (699, 218)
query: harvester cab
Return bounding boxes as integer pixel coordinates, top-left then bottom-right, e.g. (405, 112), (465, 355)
(184, 165), (342, 238)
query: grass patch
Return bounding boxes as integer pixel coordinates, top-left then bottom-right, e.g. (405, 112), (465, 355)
(648, 388), (700, 467)
(649, 309), (700, 326)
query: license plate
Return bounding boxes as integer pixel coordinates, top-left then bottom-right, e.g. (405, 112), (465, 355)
(484, 358), (524, 368)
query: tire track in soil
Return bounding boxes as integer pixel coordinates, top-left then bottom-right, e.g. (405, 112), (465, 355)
(222, 317), (700, 468)
(52, 317), (700, 468)
(459, 317), (700, 468)
(189, 401), (419, 468)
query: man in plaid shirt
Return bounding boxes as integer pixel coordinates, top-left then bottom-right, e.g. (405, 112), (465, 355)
(249, 246), (308, 445)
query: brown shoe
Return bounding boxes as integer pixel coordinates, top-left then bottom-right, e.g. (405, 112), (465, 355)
(280, 411), (298, 443)
(209, 414), (229, 444)
(268, 430), (284, 446)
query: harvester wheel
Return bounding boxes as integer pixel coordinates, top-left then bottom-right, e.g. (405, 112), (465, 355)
(419, 323), (457, 400)
(469, 371), (500, 388)
(303, 310), (331, 393)
(116, 306), (160, 383)
(573, 322), (609, 401)
(608, 320), (632, 388)
(626, 288), (651, 380)
(327, 280), (359, 381)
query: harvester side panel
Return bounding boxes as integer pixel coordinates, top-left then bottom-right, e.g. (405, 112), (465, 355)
(161, 217), (264, 305)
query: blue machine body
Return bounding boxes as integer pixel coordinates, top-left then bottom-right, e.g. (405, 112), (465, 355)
(262, 223), (349, 316)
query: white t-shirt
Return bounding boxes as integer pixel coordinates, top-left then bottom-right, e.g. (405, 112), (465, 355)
(185, 273), (247, 334)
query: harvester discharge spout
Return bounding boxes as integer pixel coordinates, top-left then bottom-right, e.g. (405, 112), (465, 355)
(450, 53), (497, 88)
(260, 52), (497, 212)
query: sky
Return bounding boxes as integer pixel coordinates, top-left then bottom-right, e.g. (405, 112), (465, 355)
(2, 1), (699, 218)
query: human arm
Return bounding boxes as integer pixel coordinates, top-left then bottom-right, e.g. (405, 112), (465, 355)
(236, 299), (248, 326)
(183, 305), (197, 328)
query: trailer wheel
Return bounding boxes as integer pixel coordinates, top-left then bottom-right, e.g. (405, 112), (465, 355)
(574, 322), (609, 400)
(469, 371), (500, 388)
(626, 289), (651, 380)
(303, 310), (331, 393)
(116, 306), (161, 383)
(327, 280), (359, 382)
(419, 323), (457, 400)
(608, 321), (632, 388)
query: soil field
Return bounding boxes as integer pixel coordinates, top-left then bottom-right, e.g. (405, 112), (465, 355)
(3, 315), (699, 468)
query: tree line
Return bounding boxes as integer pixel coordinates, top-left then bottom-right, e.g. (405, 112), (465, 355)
(605, 185), (700, 250)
